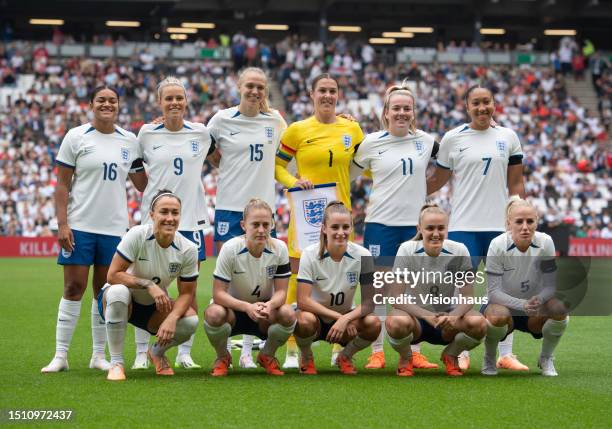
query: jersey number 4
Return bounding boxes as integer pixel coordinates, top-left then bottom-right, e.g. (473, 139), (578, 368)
(251, 285), (261, 298)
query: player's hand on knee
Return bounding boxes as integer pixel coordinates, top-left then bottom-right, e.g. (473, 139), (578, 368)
(149, 285), (172, 314)
(259, 301), (272, 319)
(327, 316), (349, 343)
(246, 302), (265, 322)
(156, 319), (176, 347)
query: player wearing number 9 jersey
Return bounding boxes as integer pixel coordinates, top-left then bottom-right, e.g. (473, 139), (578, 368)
(42, 86), (146, 374)
(207, 67), (287, 251)
(134, 77), (214, 371)
(294, 201), (380, 375)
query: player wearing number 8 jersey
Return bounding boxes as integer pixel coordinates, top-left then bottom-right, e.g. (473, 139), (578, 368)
(42, 86), (146, 374)
(133, 77), (214, 371)
(203, 199), (295, 376)
(294, 202), (380, 375)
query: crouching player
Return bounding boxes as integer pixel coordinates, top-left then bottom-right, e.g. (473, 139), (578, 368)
(386, 204), (486, 376)
(482, 198), (568, 376)
(204, 199), (295, 376)
(101, 190), (199, 381)
(294, 201), (380, 375)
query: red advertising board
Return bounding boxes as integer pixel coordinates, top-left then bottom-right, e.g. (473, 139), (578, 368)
(568, 238), (612, 256)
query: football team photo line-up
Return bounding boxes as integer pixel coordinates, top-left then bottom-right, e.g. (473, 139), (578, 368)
(41, 69), (568, 380)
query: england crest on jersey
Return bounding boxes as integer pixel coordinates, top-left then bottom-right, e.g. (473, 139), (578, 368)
(266, 265), (276, 278)
(342, 134), (352, 149)
(217, 221), (229, 236)
(265, 127), (274, 144)
(415, 140), (424, 155)
(190, 140), (200, 154)
(369, 244), (381, 257)
(303, 198), (327, 227)
(346, 271), (358, 287)
(496, 140), (506, 157)
(168, 262), (181, 274)
(121, 147), (130, 162)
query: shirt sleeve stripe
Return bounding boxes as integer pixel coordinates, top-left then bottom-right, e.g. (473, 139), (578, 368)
(297, 278), (313, 284)
(508, 154), (523, 165)
(274, 273), (292, 278)
(179, 275), (199, 282)
(56, 160), (75, 169)
(116, 250), (133, 263)
(213, 274), (231, 283)
(436, 161), (450, 170)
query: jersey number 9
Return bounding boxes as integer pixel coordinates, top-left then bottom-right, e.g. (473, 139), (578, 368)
(174, 157), (183, 175)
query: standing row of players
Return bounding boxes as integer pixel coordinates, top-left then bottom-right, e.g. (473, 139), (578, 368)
(41, 67), (556, 377)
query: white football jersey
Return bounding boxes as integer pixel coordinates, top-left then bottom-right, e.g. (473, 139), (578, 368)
(115, 224), (199, 305)
(393, 239), (473, 312)
(354, 129), (437, 226)
(213, 236), (291, 303)
(437, 124), (523, 231)
(56, 123), (142, 236)
(208, 107), (287, 211)
(485, 231), (556, 306)
(139, 121), (213, 231)
(297, 242), (373, 322)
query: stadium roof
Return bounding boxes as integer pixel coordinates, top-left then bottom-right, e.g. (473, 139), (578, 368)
(3, 0), (612, 48)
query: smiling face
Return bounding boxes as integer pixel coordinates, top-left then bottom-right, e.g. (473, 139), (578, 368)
(151, 196), (181, 237)
(418, 211), (448, 256)
(507, 205), (538, 251)
(159, 85), (187, 121)
(385, 92), (415, 135)
(322, 211), (352, 250)
(239, 71), (267, 112)
(90, 88), (119, 123)
(310, 78), (339, 117)
(466, 87), (494, 130)
(241, 207), (273, 246)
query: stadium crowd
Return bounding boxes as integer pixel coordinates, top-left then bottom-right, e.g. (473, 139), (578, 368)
(0, 34), (610, 240)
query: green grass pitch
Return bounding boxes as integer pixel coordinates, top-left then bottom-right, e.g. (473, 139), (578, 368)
(1, 257), (611, 428)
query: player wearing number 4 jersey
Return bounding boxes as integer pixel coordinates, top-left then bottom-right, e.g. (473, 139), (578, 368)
(427, 85), (526, 371)
(294, 202), (380, 375)
(482, 198), (568, 376)
(133, 77), (215, 371)
(102, 191), (199, 381)
(42, 86), (146, 374)
(204, 199), (295, 376)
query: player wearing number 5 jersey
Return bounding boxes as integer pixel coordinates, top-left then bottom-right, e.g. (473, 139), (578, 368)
(102, 191), (199, 381)
(203, 199), (295, 376)
(294, 202), (380, 375)
(134, 77), (214, 371)
(42, 86), (146, 374)
(427, 85), (526, 372)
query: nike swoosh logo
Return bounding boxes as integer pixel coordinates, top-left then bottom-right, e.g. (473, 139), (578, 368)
(229, 131), (240, 136)
(503, 268), (515, 271)
(58, 319), (69, 322)
(306, 137), (324, 144)
(138, 258), (149, 261)
(233, 270), (246, 274)
(315, 277), (327, 281)
(378, 149), (389, 155)
(107, 321), (121, 325)
(153, 145), (163, 150)
(459, 147), (469, 153)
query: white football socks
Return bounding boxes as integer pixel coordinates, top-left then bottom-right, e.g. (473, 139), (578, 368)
(541, 318), (568, 358)
(261, 322), (296, 356)
(55, 297), (82, 357)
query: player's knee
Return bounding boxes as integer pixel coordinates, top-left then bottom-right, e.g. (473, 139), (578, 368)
(204, 304), (227, 326)
(544, 298), (568, 320)
(485, 304), (510, 326)
(105, 284), (131, 306)
(63, 279), (87, 300)
(465, 315), (487, 339)
(295, 311), (317, 337)
(360, 314), (381, 340)
(276, 304), (296, 327)
(385, 315), (411, 338)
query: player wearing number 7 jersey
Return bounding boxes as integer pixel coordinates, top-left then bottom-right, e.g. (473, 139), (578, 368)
(427, 85), (526, 371)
